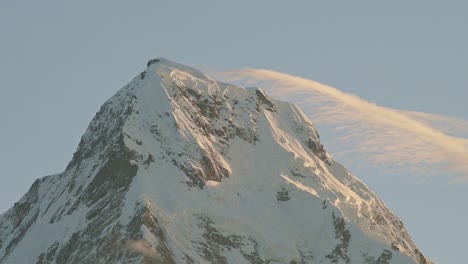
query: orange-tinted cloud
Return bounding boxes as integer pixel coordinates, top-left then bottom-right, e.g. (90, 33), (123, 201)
(219, 68), (468, 181)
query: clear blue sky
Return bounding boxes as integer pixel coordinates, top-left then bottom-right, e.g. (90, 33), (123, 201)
(0, 1), (466, 263)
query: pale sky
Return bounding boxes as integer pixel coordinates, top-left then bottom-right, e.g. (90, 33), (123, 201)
(1, 1), (467, 263)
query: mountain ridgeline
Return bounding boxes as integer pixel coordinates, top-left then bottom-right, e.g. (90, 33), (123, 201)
(0, 58), (432, 264)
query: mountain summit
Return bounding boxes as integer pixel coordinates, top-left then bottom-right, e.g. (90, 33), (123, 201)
(0, 58), (431, 264)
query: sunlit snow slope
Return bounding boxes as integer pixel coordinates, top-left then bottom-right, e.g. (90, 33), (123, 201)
(0, 58), (432, 264)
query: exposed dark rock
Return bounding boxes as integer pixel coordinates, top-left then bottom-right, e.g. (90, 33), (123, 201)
(255, 89), (277, 112)
(183, 253), (195, 264)
(0, 180), (40, 262)
(200, 152), (230, 182)
(299, 250), (314, 264)
(125, 203), (175, 264)
(36, 242), (60, 264)
(277, 188), (290, 201)
(363, 249), (394, 264)
(290, 167), (306, 178)
(322, 200), (328, 210)
(193, 214), (270, 264)
(326, 213), (351, 263)
(36, 253), (45, 264)
(306, 137), (330, 165)
(49, 202), (177, 264)
(55, 233), (80, 263)
(414, 249), (428, 264)
(83, 135), (138, 207)
(376, 250), (393, 264)
(143, 154), (155, 169)
(147, 59), (160, 67)
(46, 242), (59, 262)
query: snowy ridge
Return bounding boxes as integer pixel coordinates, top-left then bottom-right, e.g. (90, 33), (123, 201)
(0, 58), (431, 264)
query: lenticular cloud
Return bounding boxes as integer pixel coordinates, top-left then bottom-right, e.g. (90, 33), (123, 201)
(219, 68), (468, 181)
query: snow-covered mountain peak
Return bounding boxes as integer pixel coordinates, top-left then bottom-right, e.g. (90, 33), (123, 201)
(0, 58), (432, 264)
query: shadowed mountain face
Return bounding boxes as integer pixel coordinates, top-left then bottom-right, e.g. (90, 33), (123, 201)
(0, 58), (432, 264)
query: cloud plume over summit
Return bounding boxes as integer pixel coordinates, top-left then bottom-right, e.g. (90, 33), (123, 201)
(219, 68), (468, 181)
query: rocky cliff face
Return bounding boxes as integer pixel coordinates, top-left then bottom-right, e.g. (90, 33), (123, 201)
(0, 58), (432, 264)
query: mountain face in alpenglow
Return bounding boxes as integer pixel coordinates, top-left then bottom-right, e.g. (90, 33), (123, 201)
(0, 58), (432, 264)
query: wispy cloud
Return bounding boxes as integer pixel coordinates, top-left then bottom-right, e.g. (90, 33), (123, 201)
(128, 240), (160, 260)
(218, 68), (468, 181)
